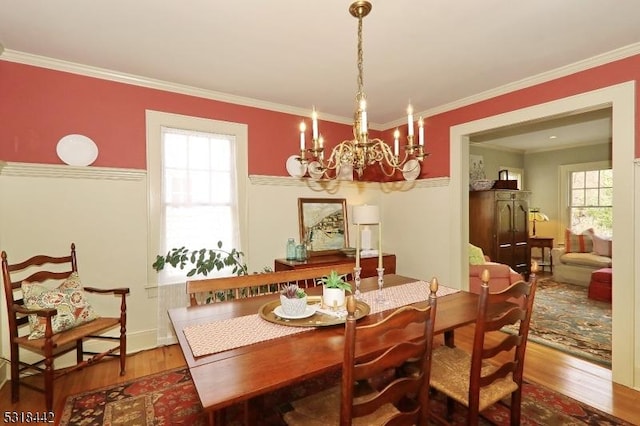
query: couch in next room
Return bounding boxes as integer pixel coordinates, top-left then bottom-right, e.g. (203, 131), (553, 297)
(551, 229), (612, 287)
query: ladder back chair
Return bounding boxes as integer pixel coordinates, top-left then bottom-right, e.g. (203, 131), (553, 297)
(186, 263), (354, 306)
(430, 266), (538, 425)
(283, 278), (439, 426)
(1, 243), (130, 410)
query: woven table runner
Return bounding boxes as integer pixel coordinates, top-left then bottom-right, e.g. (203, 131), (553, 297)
(183, 280), (459, 358)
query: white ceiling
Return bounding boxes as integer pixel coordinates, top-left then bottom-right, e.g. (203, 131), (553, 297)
(0, 0), (637, 146)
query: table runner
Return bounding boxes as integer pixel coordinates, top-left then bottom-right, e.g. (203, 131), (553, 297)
(183, 280), (459, 358)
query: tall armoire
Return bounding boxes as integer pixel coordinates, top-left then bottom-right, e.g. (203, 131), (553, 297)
(469, 190), (531, 277)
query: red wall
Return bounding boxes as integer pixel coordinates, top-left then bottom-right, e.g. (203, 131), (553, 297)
(1, 55), (639, 178)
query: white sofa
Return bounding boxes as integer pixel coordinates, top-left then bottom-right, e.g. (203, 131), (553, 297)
(551, 247), (612, 287)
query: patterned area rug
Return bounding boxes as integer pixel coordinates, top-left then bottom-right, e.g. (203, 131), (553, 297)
(503, 279), (611, 367)
(60, 367), (632, 425)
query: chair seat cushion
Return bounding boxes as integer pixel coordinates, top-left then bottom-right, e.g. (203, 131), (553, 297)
(430, 346), (519, 411)
(282, 385), (399, 426)
(22, 272), (99, 339)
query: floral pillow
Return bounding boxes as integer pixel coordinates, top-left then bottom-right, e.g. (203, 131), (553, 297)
(564, 228), (593, 253)
(22, 272), (99, 340)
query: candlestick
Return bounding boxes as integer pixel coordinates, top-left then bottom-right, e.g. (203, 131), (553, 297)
(418, 116), (424, 146)
(299, 122), (306, 151)
(407, 104), (414, 137)
(355, 224), (361, 269)
(378, 223), (383, 269)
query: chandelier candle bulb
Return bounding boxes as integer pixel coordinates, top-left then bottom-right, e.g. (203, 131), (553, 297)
(312, 108), (319, 140)
(299, 122), (306, 151)
(419, 117), (424, 146)
(407, 105), (414, 136)
(360, 99), (368, 135)
(394, 129), (400, 157)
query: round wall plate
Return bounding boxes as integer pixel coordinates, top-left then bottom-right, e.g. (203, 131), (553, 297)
(56, 134), (98, 166)
(402, 159), (420, 181)
(286, 155), (307, 178)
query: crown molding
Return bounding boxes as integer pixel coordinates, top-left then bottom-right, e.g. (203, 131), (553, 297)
(0, 50), (354, 127)
(384, 42), (640, 129)
(0, 161), (145, 181)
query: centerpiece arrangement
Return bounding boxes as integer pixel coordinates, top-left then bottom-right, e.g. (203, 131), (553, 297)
(279, 284), (308, 316)
(318, 270), (352, 309)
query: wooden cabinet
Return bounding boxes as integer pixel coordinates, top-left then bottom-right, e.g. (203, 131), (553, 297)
(274, 254), (396, 279)
(469, 190), (530, 276)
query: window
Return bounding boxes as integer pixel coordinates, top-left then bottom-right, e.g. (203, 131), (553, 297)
(147, 111), (248, 286)
(560, 161), (612, 238)
(569, 168), (613, 237)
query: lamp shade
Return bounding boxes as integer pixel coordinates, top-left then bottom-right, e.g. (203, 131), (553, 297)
(528, 211), (549, 222)
(352, 205), (380, 224)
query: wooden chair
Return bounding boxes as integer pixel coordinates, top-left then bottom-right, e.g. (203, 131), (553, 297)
(283, 278), (439, 426)
(1, 243), (129, 410)
(186, 263), (354, 306)
(429, 267), (538, 425)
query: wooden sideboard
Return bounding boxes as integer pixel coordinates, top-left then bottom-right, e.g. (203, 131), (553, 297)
(274, 253), (396, 279)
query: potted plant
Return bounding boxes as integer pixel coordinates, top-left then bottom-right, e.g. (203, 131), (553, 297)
(152, 242), (248, 277)
(279, 284), (308, 316)
(318, 270), (352, 309)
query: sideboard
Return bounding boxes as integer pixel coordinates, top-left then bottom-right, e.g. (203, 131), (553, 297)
(274, 253), (396, 279)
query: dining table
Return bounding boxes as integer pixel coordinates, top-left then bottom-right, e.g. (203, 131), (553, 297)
(167, 274), (480, 425)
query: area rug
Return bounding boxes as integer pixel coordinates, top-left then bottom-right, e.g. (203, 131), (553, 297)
(502, 279), (611, 367)
(59, 367), (632, 425)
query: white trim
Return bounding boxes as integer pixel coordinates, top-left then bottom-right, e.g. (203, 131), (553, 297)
(145, 110), (249, 287)
(0, 161), (145, 181)
(3, 42), (640, 131)
(450, 81), (636, 388)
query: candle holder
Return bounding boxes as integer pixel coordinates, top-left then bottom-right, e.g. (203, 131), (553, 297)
(353, 267), (363, 300)
(375, 267), (388, 306)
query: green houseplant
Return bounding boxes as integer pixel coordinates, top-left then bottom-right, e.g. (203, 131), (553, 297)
(318, 270), (351, 309)
(279, 284), (308, 316)
(152, 242), (248, 277)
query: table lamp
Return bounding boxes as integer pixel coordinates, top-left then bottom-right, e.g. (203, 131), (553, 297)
(529, 208), (549, 237)
(352, 204), (380, 299)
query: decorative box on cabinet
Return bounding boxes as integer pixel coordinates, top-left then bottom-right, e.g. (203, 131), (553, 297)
(274, 254), (396, 279)
(469, 190), (531, 277)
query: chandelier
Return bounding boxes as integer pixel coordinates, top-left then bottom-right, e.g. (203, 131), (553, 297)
(295, 0), (428, 181)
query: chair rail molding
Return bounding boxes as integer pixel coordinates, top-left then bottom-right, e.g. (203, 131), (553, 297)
(0, 161), (145, 181)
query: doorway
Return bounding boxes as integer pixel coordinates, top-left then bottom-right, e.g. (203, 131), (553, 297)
(449, 82), (636, 387)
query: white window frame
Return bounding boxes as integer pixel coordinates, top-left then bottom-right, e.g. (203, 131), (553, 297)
(558, 160), (611, 235)
(146, 110), (248, 286)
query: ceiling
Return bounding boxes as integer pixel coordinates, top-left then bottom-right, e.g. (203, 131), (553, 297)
(0, 0), (638, 143)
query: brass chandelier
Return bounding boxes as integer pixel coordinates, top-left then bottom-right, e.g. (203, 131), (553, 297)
(296, 0), (428, 180)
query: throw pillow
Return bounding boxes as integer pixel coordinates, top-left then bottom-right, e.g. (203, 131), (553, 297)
(22, 272), (99, 340)
(586, 229), (613, 257)
(564, 228), (593, 253)
(468, 243), (486, 265)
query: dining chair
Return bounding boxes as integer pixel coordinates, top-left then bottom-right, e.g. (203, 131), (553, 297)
(186, 263), (354, 306)
(282, 277), (439, 426)
(1, 243), (129, 411)
(429, 266), (538, 425)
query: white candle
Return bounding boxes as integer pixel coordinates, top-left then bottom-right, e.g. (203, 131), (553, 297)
(312, 108), (319, 140)
(299, 122), (306, 151)
(418, 116), (424, 146)
(407, 104), (414, 137)
(378, 223), (383, 269)
(355, 224), (361, 269)
(360, 99), (367, 135)
(393, 129), (400, 157)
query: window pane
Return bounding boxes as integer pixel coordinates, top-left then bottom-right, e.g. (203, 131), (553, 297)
(571, 189), (584, 206)
(600, 169), (613, 187)
(568, 167), (612, 237)
(190, 170), (211, 204)
(585, 170), (599, 188)
(163, 133), (187, 168)
(585, 188), (599, 206)
(572, 172), (585, 188)
(211, 138), (232, 171)
(189, 135), (211, 170)
(600, 187), (613, 205)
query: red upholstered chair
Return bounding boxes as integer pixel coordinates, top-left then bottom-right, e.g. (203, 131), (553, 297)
(469, 259), (523, 294)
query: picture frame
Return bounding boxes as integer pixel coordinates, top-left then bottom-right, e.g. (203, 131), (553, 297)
(298, 198), (349, 256)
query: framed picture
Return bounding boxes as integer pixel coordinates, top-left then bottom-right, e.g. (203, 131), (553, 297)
(298, 198), (349, 256)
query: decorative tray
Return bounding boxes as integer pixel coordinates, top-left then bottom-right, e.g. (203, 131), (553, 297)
(258, 296), (370, 327)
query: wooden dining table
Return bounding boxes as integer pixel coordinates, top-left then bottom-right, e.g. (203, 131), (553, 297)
(168, 274), (480, 424)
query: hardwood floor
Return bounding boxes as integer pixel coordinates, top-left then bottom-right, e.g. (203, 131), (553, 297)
(1, 328), (639, 424)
